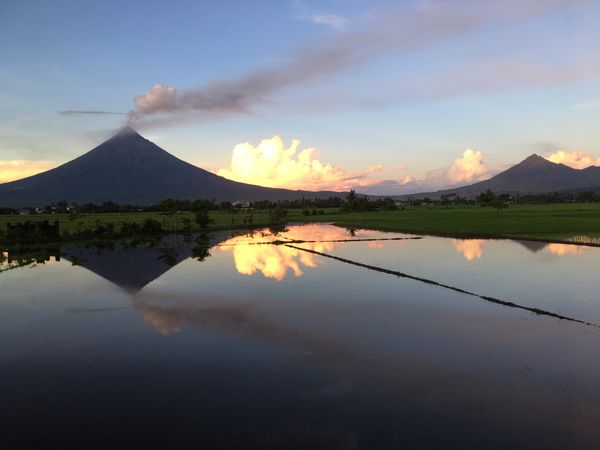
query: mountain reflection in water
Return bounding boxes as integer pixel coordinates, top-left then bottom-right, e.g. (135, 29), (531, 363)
(451, 237), (590, 261)
(2, 224), (600, 449)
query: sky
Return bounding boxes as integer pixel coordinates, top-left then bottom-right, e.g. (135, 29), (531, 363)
(1, 0), (599, 193)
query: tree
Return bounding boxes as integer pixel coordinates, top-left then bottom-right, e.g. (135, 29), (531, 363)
(268, 208), (288, 224)
(490, 199), (508, 216)
(345, 190), (358, 212)
(477, 189), (496, 206)
(191, 200), (213, 230)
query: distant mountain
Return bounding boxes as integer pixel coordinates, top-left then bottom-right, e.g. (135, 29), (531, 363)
(0, 127), (343, 207)
(404, 154), (600, 199)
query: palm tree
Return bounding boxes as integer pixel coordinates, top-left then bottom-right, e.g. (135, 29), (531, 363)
(345, 189), (358, 212)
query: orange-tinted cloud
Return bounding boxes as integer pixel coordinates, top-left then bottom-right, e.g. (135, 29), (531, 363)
(215, 138), (502, 195)
(547, 150), (600, 169)
(215, 136), (409, 192)
(425, 149), (494, 188)
(0, 160), (56, 183)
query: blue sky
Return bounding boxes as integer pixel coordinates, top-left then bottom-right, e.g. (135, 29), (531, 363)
(1, 0), (599, 192)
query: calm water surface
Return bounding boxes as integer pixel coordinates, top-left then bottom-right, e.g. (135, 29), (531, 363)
(2, 224), (600, 449)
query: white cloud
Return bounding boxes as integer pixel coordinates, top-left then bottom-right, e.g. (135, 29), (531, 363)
(309, 14), (349, 31)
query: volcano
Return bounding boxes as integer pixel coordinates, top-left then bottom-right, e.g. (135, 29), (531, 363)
(0, 128), (343, 207)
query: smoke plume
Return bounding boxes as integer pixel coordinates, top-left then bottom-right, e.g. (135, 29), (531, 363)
(128, 0), (586, 127)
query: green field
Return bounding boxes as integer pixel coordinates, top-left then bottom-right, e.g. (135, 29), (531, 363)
(305, 204), (600, 244)
(1, 204), (600, 245)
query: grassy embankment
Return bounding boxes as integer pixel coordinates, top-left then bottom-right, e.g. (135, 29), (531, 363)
(1, 204), (600, 244)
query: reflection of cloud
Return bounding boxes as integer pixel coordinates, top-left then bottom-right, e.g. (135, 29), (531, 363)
(452, 239), (486, 261)
(141, 308), (184, 335)
(224, 243), (316, 281)
(1, 250), (60, 271)
(219, 224), (345, 280)
(130, 285), (600, 448)
(547, 243), (589, 256)
(218, 224), (396, 281)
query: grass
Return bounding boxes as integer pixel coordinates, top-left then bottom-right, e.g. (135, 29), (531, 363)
(1, 204), (600, 245)
(299, 204), (600, 244)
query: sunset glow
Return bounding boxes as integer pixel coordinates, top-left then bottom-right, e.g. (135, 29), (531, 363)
(547, 151), (600, 170)
(0, 160), (57, 184)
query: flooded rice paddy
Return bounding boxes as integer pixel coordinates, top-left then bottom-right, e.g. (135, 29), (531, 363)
(2, 223), (600, 449)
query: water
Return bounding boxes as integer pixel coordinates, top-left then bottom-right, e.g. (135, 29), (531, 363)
(2, 224), (600, 449)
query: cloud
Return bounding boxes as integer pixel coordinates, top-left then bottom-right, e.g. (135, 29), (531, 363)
(308, 14), (349, 31)
(423, 149), (495, 187)
(357, 148), (505, 195)
(59, 110), (126, 116)
(547, 150), (600, 169)
(0, 160), (56, 183)
(128, 0), (588, 128)
(215, 137), (501, 195)
(215, 136), (395, 191)
(292, 1), (349, 31)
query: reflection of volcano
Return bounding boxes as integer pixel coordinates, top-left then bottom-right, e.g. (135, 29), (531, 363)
(515, 240), (549, 253)
(62, 232), (233, 294)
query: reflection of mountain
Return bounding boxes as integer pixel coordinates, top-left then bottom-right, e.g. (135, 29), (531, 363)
(515, 240), (549, 253)
(62, 232), (233, 294)
(514, 240), (589, 256)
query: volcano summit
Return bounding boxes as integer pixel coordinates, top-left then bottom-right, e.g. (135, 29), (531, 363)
(0, 128), (342, 207)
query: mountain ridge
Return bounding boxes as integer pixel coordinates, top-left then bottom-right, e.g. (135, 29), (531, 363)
(0, 127), (344, 207)
(399, 153), (600, 199)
